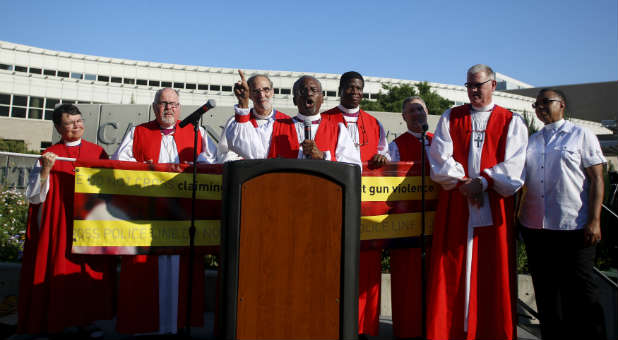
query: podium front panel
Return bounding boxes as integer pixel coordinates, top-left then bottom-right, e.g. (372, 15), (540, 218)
(237, 172), (342, 339)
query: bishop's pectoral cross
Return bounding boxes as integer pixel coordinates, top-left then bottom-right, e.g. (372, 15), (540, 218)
(474, 132), (484, 148)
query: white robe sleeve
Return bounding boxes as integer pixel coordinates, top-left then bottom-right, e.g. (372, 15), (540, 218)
(25, 160), (50, 204)
(225, 105), (269, 159)
(215, 116), (242, 163)
(428, 109), (466, 190)
(335, 122), (362, 169)
(196, 126), (218, 164)
(388, 141), (400, 162)
(377, 121), (391, 160)
(111, 126), (137, 161)
(482, 113), (528, 197)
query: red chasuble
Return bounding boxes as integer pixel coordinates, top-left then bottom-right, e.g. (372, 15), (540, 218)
(427, 105), (516, 340)
(323, 106), (382, 335)
(390, 132), (433, 339)
(117, 120), (205, 333)
(18, 141), (115, 334)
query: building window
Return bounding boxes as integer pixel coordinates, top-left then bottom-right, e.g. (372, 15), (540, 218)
(0, 106), (8, 117)
(123, 78), (135, 85)
(46, 98), (60, 109)
(111, 77), (122, 83)
(44, 109), (53, 120)
(136, 79), (147, 86)
(15, 66), (27, 73)
(280, 88), (291, 95)
(173, 82), (184, 89)
(0, 93), (10, 105)
(0, 63), (13, 71)
(274, 88), (280, 94)
(186, 83), (196, 90)
(43, 69), (56, 76)
(161, 81), (172, 87)
(362, 93), (369, 99)
(98, 75), (109, 82)
(71, 72), (83, 80)
(327, 91), (336, 97)
(198, 84), (208, 90)
(210, 85), (220, 91)
(28, 108), (43, 119)
(29, 67), (42, 75)
(222, 85), (232, 92)
(84, 74), (96, 81)
(11, 107), (26, 118)
(13, 95), (27, 107)
(149, 80), (160, 87)
(30, 96), (44, 108)
(57, 71), (70, 78)
(40, 141), (52, 149)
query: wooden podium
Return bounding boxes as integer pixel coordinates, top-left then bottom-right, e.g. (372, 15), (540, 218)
(220, 159), (360, 340)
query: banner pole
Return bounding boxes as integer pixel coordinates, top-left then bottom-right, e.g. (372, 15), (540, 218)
(421, 131), (427, 340)
(184, 121), (199, 338)
(0, 151), (75, 162)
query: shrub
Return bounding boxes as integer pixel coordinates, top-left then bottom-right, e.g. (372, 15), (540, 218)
(0, 186), (28, 262)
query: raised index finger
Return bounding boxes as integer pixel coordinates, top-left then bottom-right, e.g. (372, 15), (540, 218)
(238, 69), (246, 82)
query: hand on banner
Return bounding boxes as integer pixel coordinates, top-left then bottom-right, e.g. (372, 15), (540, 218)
(234, 70), (250, 109)
(40, 152), (57, 183)
(302, 140), (325, 160)
(369, 153), (388, 168)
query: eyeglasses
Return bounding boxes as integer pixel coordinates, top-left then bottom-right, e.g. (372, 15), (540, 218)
(62, 118), (84, 127)
(252, 87), (272, 95)
(464, 79), (492, 89)
(532, 98), (562, 109)
(157, 101), (179, 108)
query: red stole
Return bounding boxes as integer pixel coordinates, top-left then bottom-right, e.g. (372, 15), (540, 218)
(18, 141), (113, 334)
(394, 132), (433, 161)
(132, 120), (203, 163)
(313, 118), (340, 161)
(427, 104), (516, 340)
(322, 107), (381, 161)
(238, 110), (300, 159)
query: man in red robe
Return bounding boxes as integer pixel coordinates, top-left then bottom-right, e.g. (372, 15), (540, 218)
(427, 64), (527, 339)
(388, 96), (433, 339)
(322, 71), (389, 336)
(18, 104), (115, 337)
(111, 87), (217, 335)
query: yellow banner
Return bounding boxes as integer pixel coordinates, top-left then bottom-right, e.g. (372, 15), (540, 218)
(361, 176), (438, 202)
(73, 220), (220, 247)
(360, 212), (435, 240)
(75, 167), (222, 200)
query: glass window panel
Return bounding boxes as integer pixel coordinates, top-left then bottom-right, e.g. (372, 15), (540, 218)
(185, 83), (196, 90)
(0, 105), (9, 116)
(0, 93), (10, 105)
(11, 107), (26, 118)
(29, 67), (42, 74)
(57, 71), (70, 78)
(15, 66), (27, 72)
(28, 108), (43, 119)
(40, 141), (52, 149)
(98, 75), (109, 82)
(13, 95), (27, 106)
(111, 77), (121, 83)
(280, 88), (291, 95)
(149, 80), (160, 86)
(46, 98), (60, 109)
(327, 91), (336, 97)
(123, 78), (135, 84)
(210, 85), (220, 91)
(362, 93), (369, 99)
(71, 72), (83, 79)
(43, 69), (56, 76)
(44, 109), (53, 120)
(136, 79), (147, 85)
(30, 96), (44, 108)
(173, 82), (184, 89)
(274, 88), (280, 94)
(161, 81), (172, 87)
(198, 84), (208, 90)
(84, 74), (96, 81)
(222, 85), (232, 92)
(0, 63), (13, 71)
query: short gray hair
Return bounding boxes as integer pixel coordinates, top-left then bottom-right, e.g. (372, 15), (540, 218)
(467, 64), (495, 80)
(402, 96), (427, 112)
(153, 87), (179, 104)
(247, 74), (273, 91)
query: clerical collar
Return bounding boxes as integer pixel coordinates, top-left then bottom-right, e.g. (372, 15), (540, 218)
(544, 119), (565, 132)
(408, 131), (422, 139)
(252, 108), (274, 120)
(296, 113), (322, 123)
(160, 127), (175, 135)
(471, 102), (495, 112)
(64, 139), (82, 147)
(338, 104), (360, 116)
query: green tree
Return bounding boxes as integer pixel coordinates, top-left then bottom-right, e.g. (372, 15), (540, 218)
(361, 81), (453, 115)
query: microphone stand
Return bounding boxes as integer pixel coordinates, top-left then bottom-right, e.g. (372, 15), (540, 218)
(420, 125), (428, 340)
(183, 118), (200, 338)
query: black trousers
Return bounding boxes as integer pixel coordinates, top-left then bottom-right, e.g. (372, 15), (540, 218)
(520, 226), (607, 340)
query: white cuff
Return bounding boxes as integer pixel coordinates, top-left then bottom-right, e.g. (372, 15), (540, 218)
(234, 104), (251, 115)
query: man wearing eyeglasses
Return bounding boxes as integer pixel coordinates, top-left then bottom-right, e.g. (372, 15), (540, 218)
(426, 64), (527, 339)
(112, 87), (217, 335)
(321, 70), (390, 337)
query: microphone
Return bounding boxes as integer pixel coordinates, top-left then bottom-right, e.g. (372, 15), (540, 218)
(304, 118), (312, 141)
(422, 123), (429, 133)
(178, 99), (216, 128)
